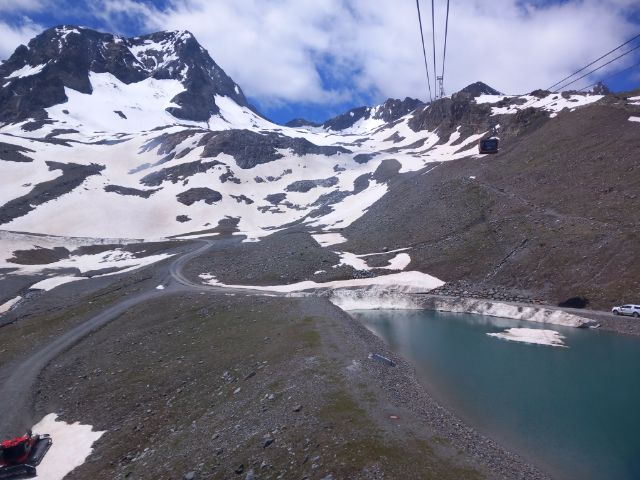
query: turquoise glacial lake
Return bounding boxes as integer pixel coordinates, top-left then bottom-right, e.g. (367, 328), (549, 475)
(351, 310), (640, 480)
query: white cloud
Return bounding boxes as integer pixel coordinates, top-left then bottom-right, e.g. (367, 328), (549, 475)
(0, 17), (42, 59)
(0, 0), (44, 12)
(118, 0), (638, 105)
(4, 0), (639, 107)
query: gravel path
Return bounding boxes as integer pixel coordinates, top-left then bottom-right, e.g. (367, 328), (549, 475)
(0, 239), (553, 478)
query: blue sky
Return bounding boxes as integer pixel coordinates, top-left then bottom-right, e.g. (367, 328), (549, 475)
(1, 0), (639, 124)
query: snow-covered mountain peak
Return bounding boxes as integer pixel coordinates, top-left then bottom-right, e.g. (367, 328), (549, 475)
(0, 26), (249, 126)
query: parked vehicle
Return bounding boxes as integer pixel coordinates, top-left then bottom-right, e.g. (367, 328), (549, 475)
(611, 304), (640, 317)
(0, 430), (52, 479)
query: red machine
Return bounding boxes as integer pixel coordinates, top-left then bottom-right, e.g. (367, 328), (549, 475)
(0, 431), (52, 479)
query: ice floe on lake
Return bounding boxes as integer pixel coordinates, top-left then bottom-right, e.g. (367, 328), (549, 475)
(487, 328), (567, 347)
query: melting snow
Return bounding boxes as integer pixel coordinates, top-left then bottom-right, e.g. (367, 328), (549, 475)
(311, 233), (347, 247)
(199, 270), (443, 292)
(335, 252), (371, 271)
(487, 328), (567, 347)
(30, 276), (84, 291)
(46, 72), (193, 133)
(32, 413), (105, 480)
(381, 252), (411, 270)
(629, 116), (640, 123)
(6, 63), (47, 79)
(0, 295), (21, 314)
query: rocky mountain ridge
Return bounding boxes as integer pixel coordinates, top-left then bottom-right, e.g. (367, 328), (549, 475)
(0, 25), (248, 123)
(1, 25), (636, 309)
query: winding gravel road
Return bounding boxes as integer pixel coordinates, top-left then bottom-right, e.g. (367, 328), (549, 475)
(0, 238), (621, 438)
(0, 239), (278, 437)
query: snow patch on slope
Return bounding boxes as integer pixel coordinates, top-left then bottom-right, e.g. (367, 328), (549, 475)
(0, 295), (21, 314)
(311, 233), (346, 247)
(198, 270), (444, 293)
(6, 63), (47, 79)
(46, 72), (193, 133)
(30, 275), (84, 291)
(32, 413), (105, 480)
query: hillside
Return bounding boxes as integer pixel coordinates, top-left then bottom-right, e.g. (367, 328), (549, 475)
(0, 25), (637, 309)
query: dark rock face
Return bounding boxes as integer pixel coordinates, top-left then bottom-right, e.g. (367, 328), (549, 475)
(322, 97), (423, 131)
(590, 81), (610, 95)
(230, 194), (254, 204)
(0, 142), (35, 162)
(372, 159), (402, 183)
(285, 118), (321, 128)
(0, 161), (104, 224)
(103, 185), (160, 198)
(458, 82), (502, 97)
(285, 177), (338, 193)
(176, 187), (222, 206)
(8, 246), (70, 265)
(408, 92), (550, 144)
(0, 26), (249, 123)
(176, 215), (191, 223)
(353, 153), (377, 164)
(265, 193), (286, 205)
(140, 160), (223, 186)
(200, 130), (350, 169)
(141, 129), (203, 156)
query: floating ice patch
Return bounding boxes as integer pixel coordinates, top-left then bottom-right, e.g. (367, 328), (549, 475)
(487, 328), (567, 347)
(32, 413), (105, 480)
(629, 116), (640, 123)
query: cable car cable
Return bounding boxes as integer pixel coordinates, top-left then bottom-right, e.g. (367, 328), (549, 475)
(579, 59), (640, 92)
(547, 32), (640, 91)
(431, 0), (438, 98)
(441, 0), (451, 88)
(416, 0), (433, 102)
(553, 42), (640, 92)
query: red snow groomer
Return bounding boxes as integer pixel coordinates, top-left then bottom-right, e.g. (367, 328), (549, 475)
(0, 431), (52, 479)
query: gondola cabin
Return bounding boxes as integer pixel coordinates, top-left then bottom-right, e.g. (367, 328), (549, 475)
(478, 137), (499, 154)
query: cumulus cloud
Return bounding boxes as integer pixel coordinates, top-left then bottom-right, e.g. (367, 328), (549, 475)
(0, 17), (42, 58)
(95, 0), (638, 105)
(2, 0), (638, 107)
(0, 0), (44, 12)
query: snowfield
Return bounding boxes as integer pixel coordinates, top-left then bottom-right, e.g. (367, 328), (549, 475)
(0, 231), (173, 292)
(199, 270), (444, 293)
(32, 413), (105, 480)
(0, 58), (610, 298)
(0, 68), (608, 244)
